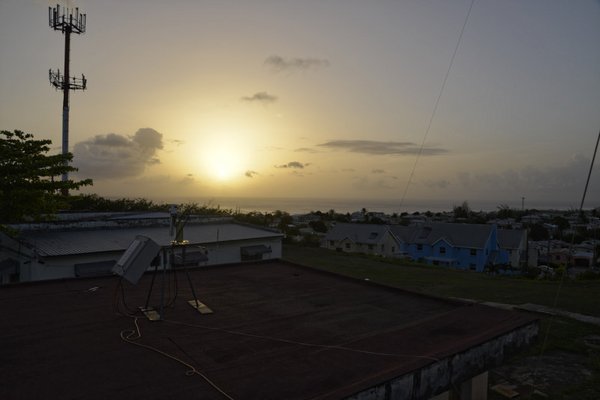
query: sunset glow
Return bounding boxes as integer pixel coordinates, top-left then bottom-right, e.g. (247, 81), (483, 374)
(0, 0), (599, 207)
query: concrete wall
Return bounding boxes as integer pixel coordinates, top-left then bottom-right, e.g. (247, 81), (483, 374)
(345, 322), (539, 400)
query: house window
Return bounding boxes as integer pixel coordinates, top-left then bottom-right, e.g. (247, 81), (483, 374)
(392, 246), (395, 253)
(440, 247), (446, 254)
(470, 249), (476, 256)
(345, 243), (350, 249)
(381, 244), (385, 252)
(329, 240), (334, 246)
(417, 244), (423, 251)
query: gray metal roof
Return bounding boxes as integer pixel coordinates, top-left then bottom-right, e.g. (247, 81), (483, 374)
(390, 223), (494, 249)
(324, 223), (393, 244)
(497, 229), (526, 250)
(19, 223), (282, 257)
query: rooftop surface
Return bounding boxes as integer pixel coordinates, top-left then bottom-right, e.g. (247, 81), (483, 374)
(1, 261), (537, 400)
(17, 222), (282, 257)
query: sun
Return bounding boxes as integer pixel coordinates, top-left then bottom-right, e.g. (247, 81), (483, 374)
(200, 137), (248, 182)
(206, 149), (237, 181)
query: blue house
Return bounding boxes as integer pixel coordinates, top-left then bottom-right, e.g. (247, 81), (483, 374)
(322, 222), (526, 273)
(390, 223), (499, 272)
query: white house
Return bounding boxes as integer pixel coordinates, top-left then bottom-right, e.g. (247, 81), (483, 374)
(323, 223), (401, 257)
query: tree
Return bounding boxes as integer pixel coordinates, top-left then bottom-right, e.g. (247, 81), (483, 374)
(0, 130), (92, 222)
(309, 219), (327, 233)
(497, 204), (514, 219)
(453, 201), (471, 219)
(529, 223), (549, 241)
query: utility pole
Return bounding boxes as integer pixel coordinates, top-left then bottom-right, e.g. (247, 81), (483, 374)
(48, 4), (87, 195)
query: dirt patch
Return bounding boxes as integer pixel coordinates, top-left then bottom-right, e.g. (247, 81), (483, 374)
(489, 351), (593, 399)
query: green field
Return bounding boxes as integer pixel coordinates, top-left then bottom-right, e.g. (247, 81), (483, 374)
(283, 244), (600, 399)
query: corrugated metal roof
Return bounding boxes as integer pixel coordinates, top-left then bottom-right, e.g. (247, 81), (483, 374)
(20, 223), (282, 257)
(324, 223), (392, 244)
(390, 223), (495, 249)
(497, 229), (526, 250)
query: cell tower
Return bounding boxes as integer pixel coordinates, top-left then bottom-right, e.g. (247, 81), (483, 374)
(48, 4), (87, 194)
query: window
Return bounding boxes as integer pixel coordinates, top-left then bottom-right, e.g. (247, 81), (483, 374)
(392, 246), (395, 253)
(417, 244), (423, 251)
(470, 249), (476, 256)
(381, 244), (385, 251)
(345, 243), (351, 249)
(329, 240), (334, 246)
(440, 247), (446, 254)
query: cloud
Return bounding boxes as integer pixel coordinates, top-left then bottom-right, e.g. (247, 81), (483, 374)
(73, 128), (163, 179)
(241, 91), (278, 104)
(372, 169), (385, 174)
(318, 140), (448, 156)
(264, 55), (330, 73)
(245, 170), (259, 178)
(295, 147), (318, 153)
(179, 174), (195, 185)
(275, 161), (308, 169)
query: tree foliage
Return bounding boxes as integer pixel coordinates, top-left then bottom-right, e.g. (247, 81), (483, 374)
(453, 201), (471, 219)
(0, 130), (92, 222)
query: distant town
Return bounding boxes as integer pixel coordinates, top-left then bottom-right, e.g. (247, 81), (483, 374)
(1, 194), (598, 285)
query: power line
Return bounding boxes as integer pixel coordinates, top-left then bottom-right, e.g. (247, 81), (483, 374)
(399, 0), (476, 210)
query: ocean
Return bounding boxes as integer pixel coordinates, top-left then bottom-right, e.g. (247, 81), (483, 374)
(153, 196), (588, 215)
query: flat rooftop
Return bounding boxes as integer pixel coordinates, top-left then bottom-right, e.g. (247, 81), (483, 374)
(0, 261), (538, 400)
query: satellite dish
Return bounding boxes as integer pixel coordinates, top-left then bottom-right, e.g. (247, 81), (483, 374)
(112, 235), (161, 285)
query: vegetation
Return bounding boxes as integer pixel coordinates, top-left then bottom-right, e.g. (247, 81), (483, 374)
(283, 245), (599, 316)
(0, 130), (92, 223)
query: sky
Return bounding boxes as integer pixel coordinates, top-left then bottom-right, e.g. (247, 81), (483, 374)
(1, 0), (600, 211)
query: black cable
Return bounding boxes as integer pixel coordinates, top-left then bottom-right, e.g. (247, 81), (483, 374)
(399, 0), (476, 210)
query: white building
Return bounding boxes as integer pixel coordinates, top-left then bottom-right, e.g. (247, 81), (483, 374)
(0, 214), (283, 283)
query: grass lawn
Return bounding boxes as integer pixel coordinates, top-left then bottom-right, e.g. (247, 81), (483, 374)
(283, 245), (600, 317)
(282, 244), (600, 399)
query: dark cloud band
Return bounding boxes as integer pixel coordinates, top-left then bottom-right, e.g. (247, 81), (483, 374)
(318, 140), (447, 156)
(265, 55), (329, 72)
(241, 91), (278, 104)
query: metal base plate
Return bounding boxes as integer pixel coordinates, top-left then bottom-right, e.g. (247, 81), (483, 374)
(188, 300), (213, 314)
(139, 307), (161, 321)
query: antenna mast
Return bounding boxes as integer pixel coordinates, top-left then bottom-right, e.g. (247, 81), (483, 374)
(48, 4), (87, 195)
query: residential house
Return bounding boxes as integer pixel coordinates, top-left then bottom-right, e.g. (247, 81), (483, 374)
(392, 223), (499, 272)
(497, 229), (527, 268)
(323, 223), (400, 257)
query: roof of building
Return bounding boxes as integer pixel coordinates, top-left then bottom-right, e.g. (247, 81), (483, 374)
(324, 223), (393, 244)
(18, 222), (282, 257)
(388, 223), (494, 249)
(497, 229), (526, 250)
(0, 261), (538, 400)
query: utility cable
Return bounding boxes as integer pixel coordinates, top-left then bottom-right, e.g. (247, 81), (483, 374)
(119, 316), (235, 400)
(164, 319), (440, 362)
(533, 127), (600, 388)
(399, 0), (476, 210)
